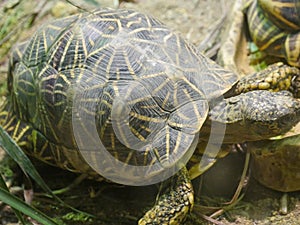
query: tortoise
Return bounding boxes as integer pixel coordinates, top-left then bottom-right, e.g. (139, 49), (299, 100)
(216, 0), (300, 213)
(1, 8), (300, 224)
(249, 131), (300, 193)
(247, 125), (300, 214)
(244, 0), (300, 67)
(245, 0), (300, 193)
(224, 0), (300, 190)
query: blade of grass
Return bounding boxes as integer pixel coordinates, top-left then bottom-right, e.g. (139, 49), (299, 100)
(0, 186), (58, 225)
(0, 126), (94, 217)
(0, 126), (55, 195)
(0, 174), (26, 224)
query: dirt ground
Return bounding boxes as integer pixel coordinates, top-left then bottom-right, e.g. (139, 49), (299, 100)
(0, 0), (300, 224)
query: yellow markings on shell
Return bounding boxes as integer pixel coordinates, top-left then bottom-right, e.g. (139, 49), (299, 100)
(130, 37), (161, 48)
(181, 76), (204, 96)
(31, 34), (41, 65)
(0, 110), (8, 120)
(35, 136), (49, 158)
(165, 126), (170, 163)
(47, 24), (63, 31)
(42, 30), (48, 52)
(167, 121), (188, 130)
(11, 121), (29, 143)
(162, 92), (170, 109)
(129, 111), (164, 123)
(259, 25), (284, 51)
(152, 79), (169, 95)
(173, 81), (179, 107)
(39, 67), (56, 80)
(139, 124), (152, 133)
(182, 84), (202, 120)
(16, 80), (35, 96)
(73, 38), (80, 68)
(112, 81), (120, 96)
(57, 108), (69, 129)
(123, 50), (137, 78)
(91, 53), (106, 76)
(88, 36), (95, 48)
(249, 3), (285, 51)
(285, 34), (300, 66)
(272, 3), (300, 29)
(14, 45), (24, 59)
(87, 43), (108, 59)
(80, 29), (89, 58)
(110, 132), (115, 150)
(124, 11), (141, 20)
(130, 126), (146, 142)
(140, 103), (160, 110)
(173, 130), (181, 156)
(130, 27), (153, 35)
(249, 6), (260, 43)
(108, 25), (115, 31)
(90, 18), (121, 36)
(175, 36), (181, 66)
(124, 151), (134, 164)
(70, 68), (77, 79)
(2, 116), (16, 132)
(41, 107), (60, 142)
(59, 32), (75, 71)
(56, 76), (70, 87)
(106, 51), (115, 79)
(126, 94), (153, 106)
(163, 32), (174, 44)
(115, 124), (131, 148)
(175, 110), (192, 121)
(142, 72), (165, 79)
(53, 91), (68, 107)
(79, 106), (98, 117)
(126, 16), (142, 28)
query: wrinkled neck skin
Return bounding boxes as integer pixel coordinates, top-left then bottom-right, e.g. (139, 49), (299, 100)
(200, 90), (300, 144)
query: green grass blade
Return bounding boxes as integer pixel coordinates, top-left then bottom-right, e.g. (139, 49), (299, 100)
(0, 186), (58, 225)
(0, 174), (27, 224)
(0, 126), (54, 195)
(0, 126), (94, 218)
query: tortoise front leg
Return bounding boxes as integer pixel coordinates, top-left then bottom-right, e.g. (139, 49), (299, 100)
(138, 167), (194, 225)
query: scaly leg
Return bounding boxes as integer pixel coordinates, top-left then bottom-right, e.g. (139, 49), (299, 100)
(139, 167), (194, 225)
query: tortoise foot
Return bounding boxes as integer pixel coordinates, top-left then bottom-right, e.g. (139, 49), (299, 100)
(138, 167), (194, 225)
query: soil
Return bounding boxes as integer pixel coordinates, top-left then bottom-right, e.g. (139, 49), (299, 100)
(0, 0), (300, 224)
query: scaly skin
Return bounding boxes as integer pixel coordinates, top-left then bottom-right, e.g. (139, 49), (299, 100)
(138, 167), (193, 225)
